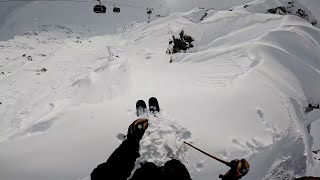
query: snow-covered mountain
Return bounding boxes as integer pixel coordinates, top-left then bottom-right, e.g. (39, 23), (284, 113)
(1, 0), (320, 180)
(0, 0), (169, 41)
(3, 0), (319, 41)
(232, 0), (318, 26)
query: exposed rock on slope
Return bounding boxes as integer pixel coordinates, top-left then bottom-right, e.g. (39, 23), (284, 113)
(232, 0), (317, 26)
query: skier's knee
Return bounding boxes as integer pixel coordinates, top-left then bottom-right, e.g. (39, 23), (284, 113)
(162, 159), (191, 180)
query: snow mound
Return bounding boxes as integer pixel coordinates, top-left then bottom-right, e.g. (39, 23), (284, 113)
(181, 8), (216, 23)
(156, 10), (320, 179)
(232, 0), (317, 26)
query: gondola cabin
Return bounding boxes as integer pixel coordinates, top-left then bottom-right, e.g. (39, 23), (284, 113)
(113, 7), (120, 13)
(94, 4), (106, 13)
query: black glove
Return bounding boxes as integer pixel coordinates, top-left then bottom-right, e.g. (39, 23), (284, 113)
(229, 159), (240, 168)
(221, 159), (250, 180)
(127, 118), (149, 142)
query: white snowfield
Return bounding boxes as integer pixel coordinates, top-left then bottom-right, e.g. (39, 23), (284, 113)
(1, 4), (320, 180)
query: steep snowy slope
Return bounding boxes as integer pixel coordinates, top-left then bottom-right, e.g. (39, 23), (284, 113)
(232, 0), (317, 26)
(1, 6), (320, 180)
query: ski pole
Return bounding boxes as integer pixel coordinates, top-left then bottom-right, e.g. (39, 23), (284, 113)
(184, 141), (230, 166)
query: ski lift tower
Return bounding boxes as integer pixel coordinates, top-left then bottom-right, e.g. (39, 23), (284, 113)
(146, 8), (153, 23)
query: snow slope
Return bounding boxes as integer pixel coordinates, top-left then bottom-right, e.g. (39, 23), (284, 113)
(1, 5), (320, 180)
(232, 0), (317, 26)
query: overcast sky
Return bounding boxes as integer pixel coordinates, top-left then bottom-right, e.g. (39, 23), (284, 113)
(0, 0), (258, 40)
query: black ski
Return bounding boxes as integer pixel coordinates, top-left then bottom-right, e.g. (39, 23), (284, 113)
(136, 100), (148, 117)
(148, 97), (160, 114)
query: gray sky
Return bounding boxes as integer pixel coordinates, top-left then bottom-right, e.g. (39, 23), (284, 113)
(0, 0), (255, 40)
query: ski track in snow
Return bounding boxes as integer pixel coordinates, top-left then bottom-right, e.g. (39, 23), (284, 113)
(1, 5), (320, 180)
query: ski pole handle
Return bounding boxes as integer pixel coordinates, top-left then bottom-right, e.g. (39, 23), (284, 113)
(184, 141), (230, 166)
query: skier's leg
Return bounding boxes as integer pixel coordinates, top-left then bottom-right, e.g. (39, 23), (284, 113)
(162, 159), (191, 180)
(130, 162), (162, 180)
(91, 119), (149, 180)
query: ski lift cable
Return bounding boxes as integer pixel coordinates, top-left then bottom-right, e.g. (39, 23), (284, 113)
(0, 0), (154, 9)
(101, 0), (152, 9)
(0, 0), (91, 2)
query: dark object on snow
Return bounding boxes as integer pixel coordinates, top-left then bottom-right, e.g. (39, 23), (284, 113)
(295, 177), (320, 180)
(36, 68), (47, 75)
(267, 6), (287, 14)
(166, 30), (194, 54)
(36, 68), (47, 72)
(0, 102), (2, 105)
(27, 56), (33, 61)
(305, 103), (320, 113)
(113, 6), (120, 13)
(94, 4), (106, 14)
(200, 9), (214, 21)
(136, 100), (147, 117)
(266, 1), (317, 26)
(148, 97), (160, 113)
(91, 118), (191, 180)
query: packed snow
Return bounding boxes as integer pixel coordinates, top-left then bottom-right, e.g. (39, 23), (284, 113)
(1, 0), (320, 180)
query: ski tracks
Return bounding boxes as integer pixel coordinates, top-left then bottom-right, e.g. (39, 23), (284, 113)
(173, 46), (262, 88)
